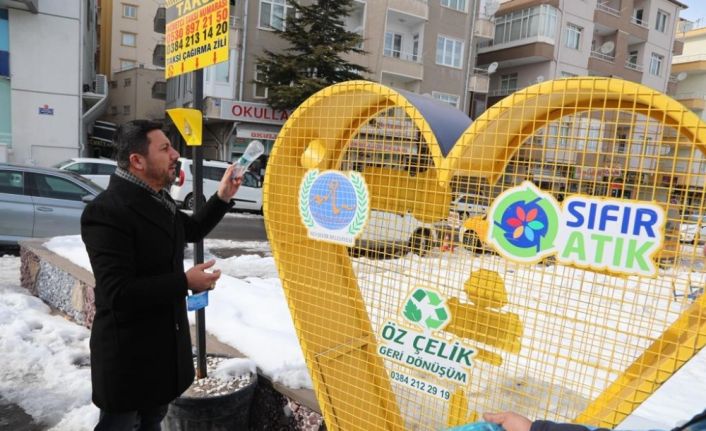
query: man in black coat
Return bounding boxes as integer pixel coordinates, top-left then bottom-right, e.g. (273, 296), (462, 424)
(81, 120), (242, 430)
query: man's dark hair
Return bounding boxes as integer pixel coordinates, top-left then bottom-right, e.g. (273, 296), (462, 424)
(113, 120), (164, 169)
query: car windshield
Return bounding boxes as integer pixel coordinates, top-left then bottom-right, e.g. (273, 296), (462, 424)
(63, 171), (104, 192)
(52, 159), (74, 169)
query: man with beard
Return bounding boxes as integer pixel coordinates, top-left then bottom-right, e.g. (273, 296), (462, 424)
(81, 120), (242, 430)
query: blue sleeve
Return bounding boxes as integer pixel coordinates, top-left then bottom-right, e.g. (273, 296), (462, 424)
(531, 421), (611, 431)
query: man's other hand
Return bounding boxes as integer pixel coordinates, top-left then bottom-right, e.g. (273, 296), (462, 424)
(186, 259), (222, 292)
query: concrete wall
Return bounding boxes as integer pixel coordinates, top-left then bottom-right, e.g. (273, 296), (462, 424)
(8, 2), (83, 166)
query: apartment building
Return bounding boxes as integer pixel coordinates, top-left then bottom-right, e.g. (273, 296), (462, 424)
(97, 0), (166, 146)
(467, 0), (687, 202)
(164, 0), (496, 161)
(667, 19), (706, 212)
(0, 0), (106, 165)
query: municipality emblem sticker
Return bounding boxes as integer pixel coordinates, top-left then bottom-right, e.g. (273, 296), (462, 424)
(299, 169), (370, 246)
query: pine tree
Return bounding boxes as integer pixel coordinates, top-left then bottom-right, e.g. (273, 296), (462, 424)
(255, 0), (368, 111)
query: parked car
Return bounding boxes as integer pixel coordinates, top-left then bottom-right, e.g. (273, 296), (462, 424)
(451, 193), (489, 218)
(0, 163), (102, 246)
(53, 157), (117, 189)
(679, 214), (706, 244)
(170, 157), (263, 213)
(351, 210), (438, 257)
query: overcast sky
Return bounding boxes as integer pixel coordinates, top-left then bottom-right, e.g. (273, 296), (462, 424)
(681, 0), (706, 22)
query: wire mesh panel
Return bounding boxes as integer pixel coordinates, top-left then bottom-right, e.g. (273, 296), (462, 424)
(264, 79), (706, 431)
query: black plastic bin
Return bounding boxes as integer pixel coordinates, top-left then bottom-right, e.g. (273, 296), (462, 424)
(163, 373), (257, 430)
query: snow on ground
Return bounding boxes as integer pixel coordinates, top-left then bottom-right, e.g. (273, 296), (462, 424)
(1, 236), (704, 429)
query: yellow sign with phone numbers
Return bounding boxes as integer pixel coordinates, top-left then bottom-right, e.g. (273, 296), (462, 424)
(165, 0), (230, 79)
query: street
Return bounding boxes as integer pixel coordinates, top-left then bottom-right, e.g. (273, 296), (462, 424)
(206, 213), (267, 242)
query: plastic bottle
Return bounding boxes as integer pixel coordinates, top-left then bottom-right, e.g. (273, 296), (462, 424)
(444, 422), (505, 431)
(232, 140), (265, 180)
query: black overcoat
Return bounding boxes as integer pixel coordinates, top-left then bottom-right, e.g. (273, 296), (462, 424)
(81, 174), (232, 412)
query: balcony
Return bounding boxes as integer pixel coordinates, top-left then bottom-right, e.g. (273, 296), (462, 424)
(596, 2), (620, 17)
(477, 40), (554, 68)
(468, 73), (490, 93)
(672, 54), (706, 74)
(154, 7), (166, 34)
(590, 50), (615, 63)
(152, 81), (167, 100)
(673, 39), (684, 56)
(153, 44), (165, 68)
(381, 52), (423, 81)
(474, 18), (495, 40)
(625, 60), (643, 72)
(0, 0), (37, 13)
(388, 0), (428, 19)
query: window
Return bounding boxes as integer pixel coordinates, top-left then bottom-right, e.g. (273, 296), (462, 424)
(412, 34), (420, 62)
(384, 32), (402, 58)
(109, 80), (117, 89)
(254, 65), (268, 98)
(436, 35), (464, 68)
(96, 164), (117, 175)
(243, 172), (261, 188)
(32, 174), (87, 201)
(123, 105), (131, 115)
(120, 59), (136, 71)
(122, 4), (137, 19)
(259, 0), (294, 31)
(0, 171), (24, 195)
(500, 73), (518, 94)
(432, 91), (460, 108)
(560, 71), (578, 78)
(121, 32), (136, 47)
(633, 9), (644, 25)
(214, 60), (230, 83)
(650, 53), (663, 76)
(110, 106), (118, 115)
(565, 23), (582, 49)
(655, 9), (668, 32)
(441, 0), (467, 12)
(492, 5), (558, 46)
(124, 78), (131, 87)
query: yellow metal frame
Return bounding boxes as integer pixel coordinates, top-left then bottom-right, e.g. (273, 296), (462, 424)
(264, 78), (706, 430)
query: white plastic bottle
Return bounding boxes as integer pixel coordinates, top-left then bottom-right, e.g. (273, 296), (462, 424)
(232, 140), (265, 179)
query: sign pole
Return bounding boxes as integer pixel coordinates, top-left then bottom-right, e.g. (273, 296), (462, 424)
(165, 0), (231, 380)
(192, 68), (207, 379)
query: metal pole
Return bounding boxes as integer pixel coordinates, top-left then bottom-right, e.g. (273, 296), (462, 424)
(192, 69), (207, 379)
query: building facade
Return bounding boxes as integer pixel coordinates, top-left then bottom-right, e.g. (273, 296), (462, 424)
(95, 0), (166, 156)
(0, 0), (106, 165)
(467, 0), (687, 201)
(165, 0), (495, 162)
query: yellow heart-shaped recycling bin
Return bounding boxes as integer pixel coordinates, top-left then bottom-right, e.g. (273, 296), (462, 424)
(264, 79), (706, 431)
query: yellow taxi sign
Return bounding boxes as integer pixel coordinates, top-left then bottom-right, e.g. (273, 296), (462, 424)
(165, 0), (230, 79)
(167, 108), (202, 146)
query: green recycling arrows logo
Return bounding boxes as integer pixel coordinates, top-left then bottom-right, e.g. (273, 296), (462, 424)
(402, 287), (451, 331)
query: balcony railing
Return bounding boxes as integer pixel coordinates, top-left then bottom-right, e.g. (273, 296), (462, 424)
(631, 16), (648, 28)
(383, 50), (422, 63)
(488, 87), (517, 97)
(596, 2), (620, 17)
(625, 61), (643, 72)
(673, 54), (706, 64)
(590, 50), (615, 63)
(673, 92), (706, 100)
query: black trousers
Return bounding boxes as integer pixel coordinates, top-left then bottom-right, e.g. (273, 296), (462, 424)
(94, 404), (168, 431)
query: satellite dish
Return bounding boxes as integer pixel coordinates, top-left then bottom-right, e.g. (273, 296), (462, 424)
(487, 62), (498, 75)
(599, 41), (615, 54)
(536, 75), (545, 83)
(677, 72), (688, 81)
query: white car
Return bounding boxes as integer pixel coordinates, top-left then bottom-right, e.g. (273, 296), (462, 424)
(679, 214), (706, 243)
(352, 210), (438, 257)
(53, 157), (117, 189)
(451, 193), (489, 218)
(170, 157), (263, 213)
